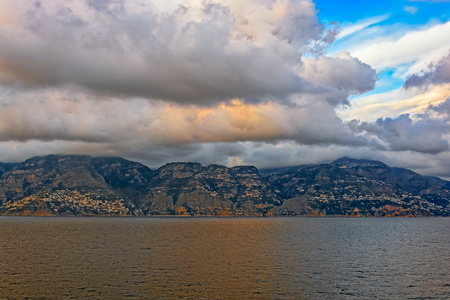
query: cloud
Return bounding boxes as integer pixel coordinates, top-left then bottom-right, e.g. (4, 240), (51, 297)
(349, 97), (450, 154)
(0, 83), (374, 168)
(338, 83), (450, 121)
(1, 0), (449, 179)
(340, 21), (450, 79)
(300, 51), (376, 105)
(340, 52), (450, 160)
(1, 87), (450, 178)
(429, 95), (450, 115)
(337, 14), (390, 39)
(340, 49), (450, 123)
(404, 51), (450, 88)
(0, 87), (369, 148)
(0, 0), (379, 169)
(0, 0), (344, 105)
(352, 114), (449, 153)
(403, 6), (418, 15)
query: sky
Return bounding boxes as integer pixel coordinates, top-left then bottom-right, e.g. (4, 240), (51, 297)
(0, 0), (449, 179)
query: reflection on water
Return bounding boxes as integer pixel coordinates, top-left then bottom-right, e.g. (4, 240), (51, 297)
(0, 217), (449, 299)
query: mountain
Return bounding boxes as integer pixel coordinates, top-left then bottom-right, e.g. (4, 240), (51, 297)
(0, 155), (161, 216)
(0, 155), (449, 216)
(0, 155), (280, 216)
(268, 158), (450, 216)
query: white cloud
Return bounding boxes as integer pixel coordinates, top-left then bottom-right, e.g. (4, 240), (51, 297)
(349, 21), (450, 76)
(403, 6), (418, 15)
(336, 14), (390, 39)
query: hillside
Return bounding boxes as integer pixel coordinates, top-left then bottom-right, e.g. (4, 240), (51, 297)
(0, 155), (449, 216)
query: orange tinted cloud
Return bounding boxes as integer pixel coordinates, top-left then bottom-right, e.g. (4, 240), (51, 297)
(156, 99), (284, 143)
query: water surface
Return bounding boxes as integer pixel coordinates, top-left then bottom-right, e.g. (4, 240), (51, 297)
(1, 217), (449, 299)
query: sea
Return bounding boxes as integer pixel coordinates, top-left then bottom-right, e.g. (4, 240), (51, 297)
(0, 217), (449, 299)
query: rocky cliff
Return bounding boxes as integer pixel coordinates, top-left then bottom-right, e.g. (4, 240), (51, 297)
(0, 155), (449, 216)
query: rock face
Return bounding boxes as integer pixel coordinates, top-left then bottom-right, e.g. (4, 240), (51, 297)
(0, 155), (449, 216)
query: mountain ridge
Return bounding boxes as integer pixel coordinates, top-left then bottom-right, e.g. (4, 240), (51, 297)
(1, 155), (449, 216)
